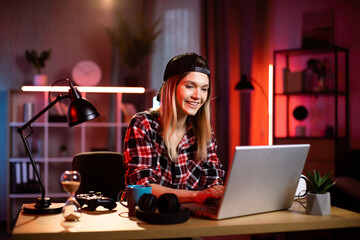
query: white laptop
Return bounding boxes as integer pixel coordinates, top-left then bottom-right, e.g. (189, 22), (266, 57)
(182, 144), (310, 220)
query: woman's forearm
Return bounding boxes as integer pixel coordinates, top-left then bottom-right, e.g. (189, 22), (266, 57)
(149, 183), (224, 204)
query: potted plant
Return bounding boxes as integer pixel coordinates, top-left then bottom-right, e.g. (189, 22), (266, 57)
(25, 49), (51, 85)
(305, 169), (336, 216)
(106, 11), (162, 86)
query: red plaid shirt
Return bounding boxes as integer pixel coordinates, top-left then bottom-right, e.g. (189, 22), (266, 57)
(123, 111), (225, 190)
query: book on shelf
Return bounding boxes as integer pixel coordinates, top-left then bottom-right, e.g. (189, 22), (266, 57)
(11, 162), (41, 194)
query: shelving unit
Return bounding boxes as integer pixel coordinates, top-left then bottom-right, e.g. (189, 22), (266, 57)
(273, 46), (348, 176)
(7, 86), (145, 231)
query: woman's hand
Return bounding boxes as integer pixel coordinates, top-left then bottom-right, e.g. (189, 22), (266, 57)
(194, 185), (225, 204)
(150, 183), (224, 203)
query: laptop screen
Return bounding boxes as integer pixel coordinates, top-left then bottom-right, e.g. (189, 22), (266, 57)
(216, 144), (310, 219)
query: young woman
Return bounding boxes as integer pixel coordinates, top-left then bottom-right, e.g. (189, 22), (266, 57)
(123, 53), (225, 204)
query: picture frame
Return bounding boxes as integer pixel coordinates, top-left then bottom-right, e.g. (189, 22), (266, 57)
(301, 9), (334, 48)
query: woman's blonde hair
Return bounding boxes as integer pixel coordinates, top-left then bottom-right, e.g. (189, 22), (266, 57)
(155, 71), (212, 162)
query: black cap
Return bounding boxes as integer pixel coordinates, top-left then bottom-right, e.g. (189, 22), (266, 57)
(163, 52), (210, 81)
(157, 53), (210, 101)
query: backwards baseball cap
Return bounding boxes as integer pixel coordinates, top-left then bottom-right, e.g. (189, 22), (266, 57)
(163, 52), (210, 81)
(157, 52), (210, 101)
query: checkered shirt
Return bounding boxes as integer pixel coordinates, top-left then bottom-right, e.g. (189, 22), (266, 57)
(123, 111), (225, 190)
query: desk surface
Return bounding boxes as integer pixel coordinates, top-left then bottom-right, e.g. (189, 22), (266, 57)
(12, 202), (360, 240)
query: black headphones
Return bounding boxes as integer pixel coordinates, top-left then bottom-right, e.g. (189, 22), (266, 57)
(135, 193), (190, 224)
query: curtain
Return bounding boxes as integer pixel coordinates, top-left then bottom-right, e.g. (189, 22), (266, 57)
(202, 0), (243, 172)
(202, 0), (271, 172)
(151, 0), (201, 91)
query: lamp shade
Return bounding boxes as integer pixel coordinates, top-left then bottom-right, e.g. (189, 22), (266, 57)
(235, 74), (255, 92)
(68, 98), (99, 127)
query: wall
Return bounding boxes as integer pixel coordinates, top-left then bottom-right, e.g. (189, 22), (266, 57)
(0, 0), (116, 89)
(0, 91), (8, 223)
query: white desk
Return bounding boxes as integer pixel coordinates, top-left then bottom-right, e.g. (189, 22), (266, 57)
(12, 202), (360, 240)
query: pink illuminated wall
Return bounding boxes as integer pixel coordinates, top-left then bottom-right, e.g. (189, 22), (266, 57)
(269, 0), (360, 149)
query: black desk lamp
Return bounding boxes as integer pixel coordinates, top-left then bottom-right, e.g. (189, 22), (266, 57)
(235, 74), (255, 92)
(235, 74), (268, 103)
(18, 79), (100, 214)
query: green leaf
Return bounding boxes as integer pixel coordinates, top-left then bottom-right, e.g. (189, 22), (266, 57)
(25, 49), (51, 74)
(305, 169), (336, 194)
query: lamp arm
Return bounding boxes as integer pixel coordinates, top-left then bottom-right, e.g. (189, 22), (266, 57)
(251, 79), (268, 104)
(17, 93), (71, 204)
(19, 94), (70, 130)
(18, 130), (46, 200)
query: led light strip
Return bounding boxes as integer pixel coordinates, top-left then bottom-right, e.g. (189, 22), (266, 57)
(268, 64), (273, 146)
(21, 86), (146, 94)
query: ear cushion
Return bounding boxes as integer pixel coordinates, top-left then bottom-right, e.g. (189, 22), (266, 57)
(135, 193), (190, 224)
(135, 207), (190, 224)
(157, 193), (180, 213)
(137, 193), (158, 213)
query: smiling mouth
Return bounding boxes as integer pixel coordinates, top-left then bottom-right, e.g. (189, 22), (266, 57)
(186, 101), (201, 108)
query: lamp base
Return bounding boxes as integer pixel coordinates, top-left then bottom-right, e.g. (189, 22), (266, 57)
(23, 200), (63, 215)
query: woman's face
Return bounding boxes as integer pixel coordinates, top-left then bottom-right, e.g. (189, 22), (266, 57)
(175, 71), (209, 117)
